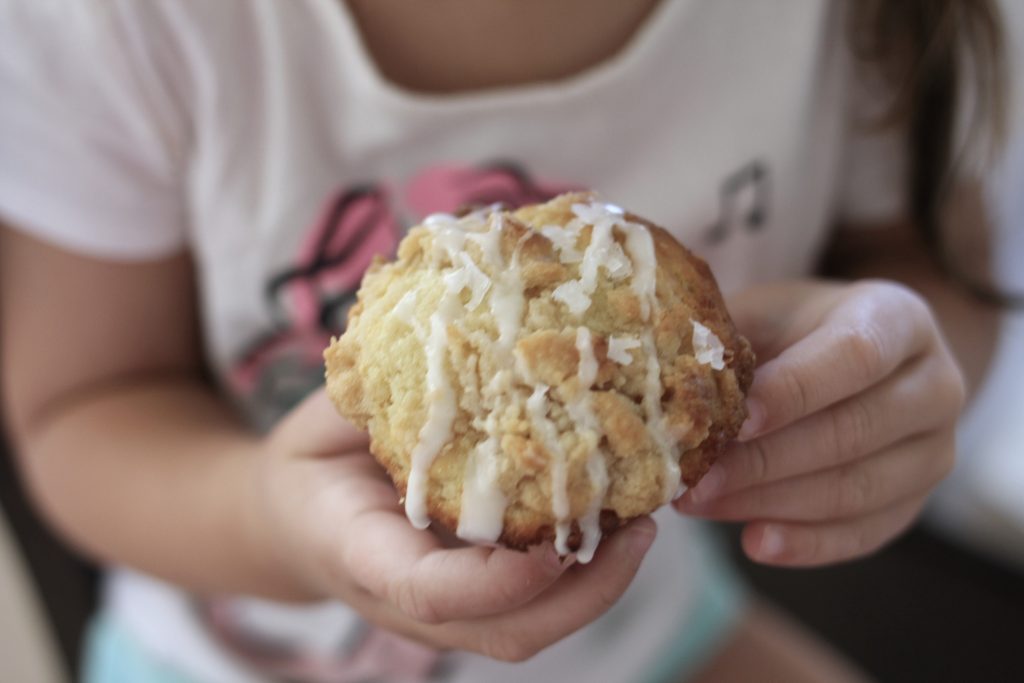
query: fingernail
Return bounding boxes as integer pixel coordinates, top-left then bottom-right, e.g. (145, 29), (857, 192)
(687, 465), (725, 506)
(737, 398), (765, 441)
(758, 525), (785, 560)
(627, 519), (657, 554)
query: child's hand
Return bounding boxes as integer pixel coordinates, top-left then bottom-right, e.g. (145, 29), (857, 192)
(675, 280), (965, 567)
(252, 390), (657, 662)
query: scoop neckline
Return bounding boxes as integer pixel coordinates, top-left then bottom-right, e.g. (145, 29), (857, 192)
(321, 0), (693, 111)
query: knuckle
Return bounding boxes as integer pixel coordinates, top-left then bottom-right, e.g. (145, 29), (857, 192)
(595, 582), (625, 612)
(827, 397), (873, 466)
(391, 578), (443, 625)
(833, 465), (873, 517)
(496, 572), (532, 610)
(840, 321), (887, 385)
(858, 280), (929, 320)
(740, 437), (771, 486)
(779, 365), (811, 421)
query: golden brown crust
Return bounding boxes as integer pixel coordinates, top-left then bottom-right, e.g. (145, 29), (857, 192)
(325, 193), (755, 551)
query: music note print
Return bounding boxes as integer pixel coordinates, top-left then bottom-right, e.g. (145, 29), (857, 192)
(705, 159), (771, 244)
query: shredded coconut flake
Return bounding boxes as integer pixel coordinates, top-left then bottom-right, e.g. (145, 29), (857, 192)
(552, 280), (591, 315)
(390, 291), (419, 328)
(444, 253), (492, 311)
(691, 320), (725, 370)
(571, 202), (624, 226)
(607, 336), (641, 365)
(540, 224), (583, 263)
(604, 242), (633, 279)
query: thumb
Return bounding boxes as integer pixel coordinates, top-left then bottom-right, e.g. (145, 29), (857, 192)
(273, 386), (369, 457)
(726, 282), (844, 361)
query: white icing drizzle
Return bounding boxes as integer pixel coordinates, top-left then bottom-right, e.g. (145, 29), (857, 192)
(578, 213), (615, 295)
(466, 213), (504, 267)
(407, 211), (503, 532)
(429, 225), (468, 267)
(540, 224), (583, 263)
(408, 201), (683, 555)
(405, 311), (459, 528)
(526, 385), (572, 554)
(391, 290), (420, 330)
(457, 416), (507, 543)
(462, 212), (527, 352)
(607, 335), (641, 365)
(641, 330), (682, 503)
(454, 244), (523, 545)
(420, 210), (525, 545)
(542, 203), (637, 317)
(621, 221), (657, 322)
(571, 327), (609, 564)
(579, 449), (609, 563)
(609, 212), (682, 502)
(575, 327), (599, 387)
(444, 253), (491, 311)
(691, 320), (726, 370)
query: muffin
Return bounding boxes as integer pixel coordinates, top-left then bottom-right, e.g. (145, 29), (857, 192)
(325, 193), (754, 562)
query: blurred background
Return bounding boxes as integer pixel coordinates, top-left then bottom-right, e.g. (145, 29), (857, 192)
(2, 5), (1024, 683)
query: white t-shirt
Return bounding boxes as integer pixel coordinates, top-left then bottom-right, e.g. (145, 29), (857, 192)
(0, 1), (913, 682)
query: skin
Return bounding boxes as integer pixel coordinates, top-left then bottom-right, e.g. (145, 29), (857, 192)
(0, 0), (1000, 679)
(676, 278), (966, 567)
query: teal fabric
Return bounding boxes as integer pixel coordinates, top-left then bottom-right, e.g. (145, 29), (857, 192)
(82, 614), (201, 683)
(637, 526), (748, 683)
(82, 527), (746, 683)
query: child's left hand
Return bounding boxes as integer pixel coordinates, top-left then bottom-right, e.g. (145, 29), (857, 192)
(675, 280), (965, 566)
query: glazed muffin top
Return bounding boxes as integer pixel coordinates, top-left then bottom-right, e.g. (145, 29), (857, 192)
(326, 193), (754, 561)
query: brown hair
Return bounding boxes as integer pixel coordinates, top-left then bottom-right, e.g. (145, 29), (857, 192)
(849, 0), (1015, 304)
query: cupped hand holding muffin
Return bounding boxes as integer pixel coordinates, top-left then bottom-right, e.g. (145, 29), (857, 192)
(675, 280), (965, 567)
(253, 388), (657, 660)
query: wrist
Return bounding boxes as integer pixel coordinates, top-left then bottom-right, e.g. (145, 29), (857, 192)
(236, 437), (325, 602)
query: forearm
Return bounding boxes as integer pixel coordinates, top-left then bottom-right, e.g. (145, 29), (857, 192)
(12, 376), (312, 601)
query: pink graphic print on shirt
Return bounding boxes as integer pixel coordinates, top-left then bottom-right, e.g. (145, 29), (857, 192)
(228, 185), (400, 426)
(405, 160), (579, 217)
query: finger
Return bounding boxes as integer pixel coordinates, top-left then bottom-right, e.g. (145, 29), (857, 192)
(740, 498), (925, 567)
(682, 430), (954, 522)
(274, 387), (369, 457)
(677, 352), (959, 507)
(452, 517), (658, 662)
(726, 282), (846, 360)
(739, 282), (935, 440)
(343, 509), (570, 623)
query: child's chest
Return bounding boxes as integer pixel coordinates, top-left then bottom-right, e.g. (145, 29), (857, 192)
(341, 0), (662, 94)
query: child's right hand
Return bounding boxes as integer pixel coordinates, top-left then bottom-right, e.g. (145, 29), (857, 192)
(251, 389), (657, 662)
